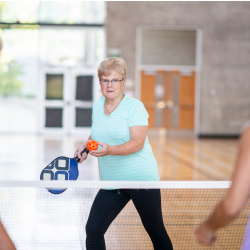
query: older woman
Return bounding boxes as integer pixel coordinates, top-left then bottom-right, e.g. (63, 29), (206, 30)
(74, 57), (173, 250)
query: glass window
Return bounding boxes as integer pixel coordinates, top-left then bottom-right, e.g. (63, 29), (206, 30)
(39, 29), (104, 67)
(0, 1), (105, 24)
(39, 1), (105, 24)
(0, 2), (39, 23)
(0, 1), (105, 133)
(0, 28), (39, 133)
(75, 108), (92, 127)
(46, 74), (64, 100)
(0, 28), (39, 98)
(76, 75), (93, 101)
(45, 108), (63, 128)
(39, 29), (86, 67)
(94, 29), (105, 65)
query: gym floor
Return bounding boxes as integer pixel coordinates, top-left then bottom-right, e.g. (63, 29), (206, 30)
(0, 133), (239, 182)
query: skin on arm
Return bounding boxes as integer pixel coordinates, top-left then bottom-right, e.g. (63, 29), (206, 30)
(0, 220), (16, 250)
(195, 126), (250, 245)
(89, 126), (148, 157)
(74, 135), (92, 163)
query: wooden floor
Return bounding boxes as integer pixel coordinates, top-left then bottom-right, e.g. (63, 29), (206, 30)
(106, 189), (249, 250)
(0, 134), (244, 250)
(105, 134), (245, 250)
(0, 134), (239, 181)
(118, 135), (244, 250)
(149, 135), (239, 181)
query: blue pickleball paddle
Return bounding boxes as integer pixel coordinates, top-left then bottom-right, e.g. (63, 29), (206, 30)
(40, 148), (89, 194)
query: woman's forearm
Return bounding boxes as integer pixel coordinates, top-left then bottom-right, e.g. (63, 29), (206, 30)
(109, 139), (143, 155)
(108, 126), (147, 155)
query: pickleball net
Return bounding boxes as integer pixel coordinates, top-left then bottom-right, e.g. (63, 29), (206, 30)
(0, 181), (249, 250)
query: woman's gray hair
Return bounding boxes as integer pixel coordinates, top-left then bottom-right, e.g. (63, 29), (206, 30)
(98, 57), (127, 80)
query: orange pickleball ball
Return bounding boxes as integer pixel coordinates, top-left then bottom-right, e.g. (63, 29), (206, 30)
(87, 140), (98, 151)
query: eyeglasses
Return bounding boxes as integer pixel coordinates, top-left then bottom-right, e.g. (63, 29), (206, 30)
(99, 78), (124, 84)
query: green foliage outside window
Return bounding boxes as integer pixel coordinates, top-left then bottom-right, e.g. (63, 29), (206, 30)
(0, 61), (24, 97)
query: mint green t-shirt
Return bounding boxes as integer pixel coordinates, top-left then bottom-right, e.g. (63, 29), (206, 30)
(91, 95), (160, 181)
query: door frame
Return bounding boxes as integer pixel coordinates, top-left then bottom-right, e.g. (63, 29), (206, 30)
(38, 67), (101, 135)
(135, 25), (202, 136)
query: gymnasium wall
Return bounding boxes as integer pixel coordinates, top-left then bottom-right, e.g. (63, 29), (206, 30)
(106, 2), (250, 135)
(141, 29), (196, 66)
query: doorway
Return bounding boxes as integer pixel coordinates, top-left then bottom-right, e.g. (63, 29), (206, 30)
(136, 26), (201, 134)
(39, 67), (99, 135)
(140, 70), (195, 130)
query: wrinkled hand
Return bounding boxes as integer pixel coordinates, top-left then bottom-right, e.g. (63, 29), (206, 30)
(74, 142), (89, 163)
(195, 222), (217, 245)
(89, 141), (111, 157)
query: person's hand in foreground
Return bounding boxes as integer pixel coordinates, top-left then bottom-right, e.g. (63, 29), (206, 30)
(195, 221), (217, 245)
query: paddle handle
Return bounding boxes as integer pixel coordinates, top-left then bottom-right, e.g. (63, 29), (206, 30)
(74, 147), (89, 163)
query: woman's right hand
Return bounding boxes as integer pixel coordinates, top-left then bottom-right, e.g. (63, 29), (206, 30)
(74, 142), (88, 163)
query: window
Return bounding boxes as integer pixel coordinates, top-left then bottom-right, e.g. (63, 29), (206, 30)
(0, 1), (105, 24)
(0, 1), (105, 133)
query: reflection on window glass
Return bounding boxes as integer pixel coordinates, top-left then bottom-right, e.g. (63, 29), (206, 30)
(39, 29), (86, 66)
(39, 29), (104, 67)
(46, 74), (63, 100)
(0, 1), (105, 24)
(75, 108), (92, 127)
(76, 75), (93, 101)
(0, 29), (38, 98)
(0, 1), (105, 133)
(39, 1), (105, 24)
(95, 30), (105, 64)
(0, 28), (104, 97)
(0, 2), (39, 23)
(45, 108), (63, 128)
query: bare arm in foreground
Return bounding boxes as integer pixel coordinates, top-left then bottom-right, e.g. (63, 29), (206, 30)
(0, 220), (16, 250)
(195, 127), (250, 245)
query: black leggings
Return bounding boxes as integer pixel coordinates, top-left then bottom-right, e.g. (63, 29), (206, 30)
(86, 189), (173, 250)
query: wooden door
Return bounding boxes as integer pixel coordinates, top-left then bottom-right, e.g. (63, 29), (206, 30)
(140, 70), (195, 130)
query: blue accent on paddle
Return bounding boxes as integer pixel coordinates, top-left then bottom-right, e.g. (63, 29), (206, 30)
(40, 148), (89, 194)
(68, 159), (78, 180)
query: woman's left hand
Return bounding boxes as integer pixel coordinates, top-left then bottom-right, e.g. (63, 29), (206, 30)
(89, 141), (111, 157)
(195, 222), (216, 245)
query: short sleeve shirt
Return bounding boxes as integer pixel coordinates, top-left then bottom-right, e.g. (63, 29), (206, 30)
(91, 95), (160, 181)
